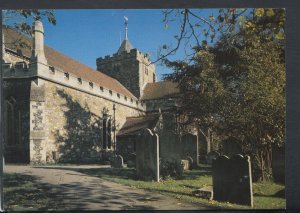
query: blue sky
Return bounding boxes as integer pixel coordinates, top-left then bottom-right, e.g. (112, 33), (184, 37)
(42, 9), (212, 80)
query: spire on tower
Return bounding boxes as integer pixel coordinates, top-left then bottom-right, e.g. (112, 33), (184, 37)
(124, 16), (128, 40)
(117, 16), (133, 54)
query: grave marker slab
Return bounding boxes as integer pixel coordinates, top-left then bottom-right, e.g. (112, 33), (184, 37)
(212, 154), (253, 206)
(181, 134), (199, 166)
(206, 151), (220, 165)
(136, 128), (159, 182)
(111, 155), (125, 168)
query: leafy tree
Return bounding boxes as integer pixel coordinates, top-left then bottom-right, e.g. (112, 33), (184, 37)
(164, 8), (285, 181)
(2, 10), (56, 50)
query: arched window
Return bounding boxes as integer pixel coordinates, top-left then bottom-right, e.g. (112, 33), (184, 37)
(102, 118), (107, 149)
(107, 119), (112, 149)
(5, 97), (21, 146)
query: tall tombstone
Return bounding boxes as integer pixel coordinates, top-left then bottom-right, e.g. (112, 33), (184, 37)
(111, 155), (124, 168)
(136, 128), (159, 182)
(206, 151), (220, 165)
(181, 133), (199, 166)
(272, 144), (285, 184)
(212, 154), (253, 207)
(159, 130), (181, 161)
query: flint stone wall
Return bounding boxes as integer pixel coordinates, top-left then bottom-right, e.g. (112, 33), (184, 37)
(43, 79), (142, 163)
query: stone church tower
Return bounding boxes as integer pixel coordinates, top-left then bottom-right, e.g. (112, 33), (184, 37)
(96, 17), (156, 98)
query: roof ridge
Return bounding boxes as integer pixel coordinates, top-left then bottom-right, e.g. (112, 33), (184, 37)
(3, 27), (137, 100)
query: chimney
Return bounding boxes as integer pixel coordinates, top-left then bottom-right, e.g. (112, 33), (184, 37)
(31, 20), (47, 64)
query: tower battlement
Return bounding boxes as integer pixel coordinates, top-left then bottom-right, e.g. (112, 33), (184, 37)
(96, 17), (156, 99)
(96, 48), (153, 66)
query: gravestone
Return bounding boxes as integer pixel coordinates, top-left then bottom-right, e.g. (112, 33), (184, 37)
(186, 156), (194, 169)
(182, 134), (199, 166)
(206, 151), (220, 165)
(272, 144), (285, 184)
(212, 154), (253, 206)
(127, 153), (136, 168)
(111, 155), (125, 168)
(181, 159), (190, 171)
(136, 128), (160, 182)
(159, 131), (182, 161)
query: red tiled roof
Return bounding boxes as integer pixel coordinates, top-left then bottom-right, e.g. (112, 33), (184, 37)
(141, 81), (180, 101)
(3, 27), (136, 99)
(117, 114), (159, 137)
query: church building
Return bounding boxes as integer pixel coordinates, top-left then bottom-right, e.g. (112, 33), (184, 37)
(2, 20), (182, 164)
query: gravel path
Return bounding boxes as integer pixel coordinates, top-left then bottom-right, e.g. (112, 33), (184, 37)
(4, 165), (209, 210)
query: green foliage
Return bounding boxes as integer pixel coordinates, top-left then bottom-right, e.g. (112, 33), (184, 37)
(163, 9), (285, 181)
(3, 10), (56, 51)
(3, 10), (56, 34)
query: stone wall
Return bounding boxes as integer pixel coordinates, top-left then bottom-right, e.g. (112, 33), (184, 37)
(43, 79), (143, 163)
(3, 49), (30, 64)
(29, 80), (47, 164)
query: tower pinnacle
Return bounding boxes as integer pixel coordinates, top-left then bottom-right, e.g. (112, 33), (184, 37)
(117, 16), (133, 54)
(124, 16), (128, 40)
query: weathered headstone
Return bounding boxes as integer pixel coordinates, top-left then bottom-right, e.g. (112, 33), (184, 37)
(111, 155), (125, 168)
(206, 151), (220, 165)
(182, 134), (199, 166)
(127, 153), (136, 168)
(181, 159), (190, 171)
(136, 128), (160, 182)
(212, 154), (253, 206)
(186, 156), (194, 169)
(159, 131), (182, 161)
(272, 144), (285, 184)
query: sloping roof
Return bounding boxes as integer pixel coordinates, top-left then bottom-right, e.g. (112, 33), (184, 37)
(117, 39), (134, 54)
(3, 27), (137, 99)
(141, 81), (180, 101)
(117, 114), (159, 137)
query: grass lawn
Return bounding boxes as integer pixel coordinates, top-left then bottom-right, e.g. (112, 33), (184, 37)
(79, 164), (285, 210)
